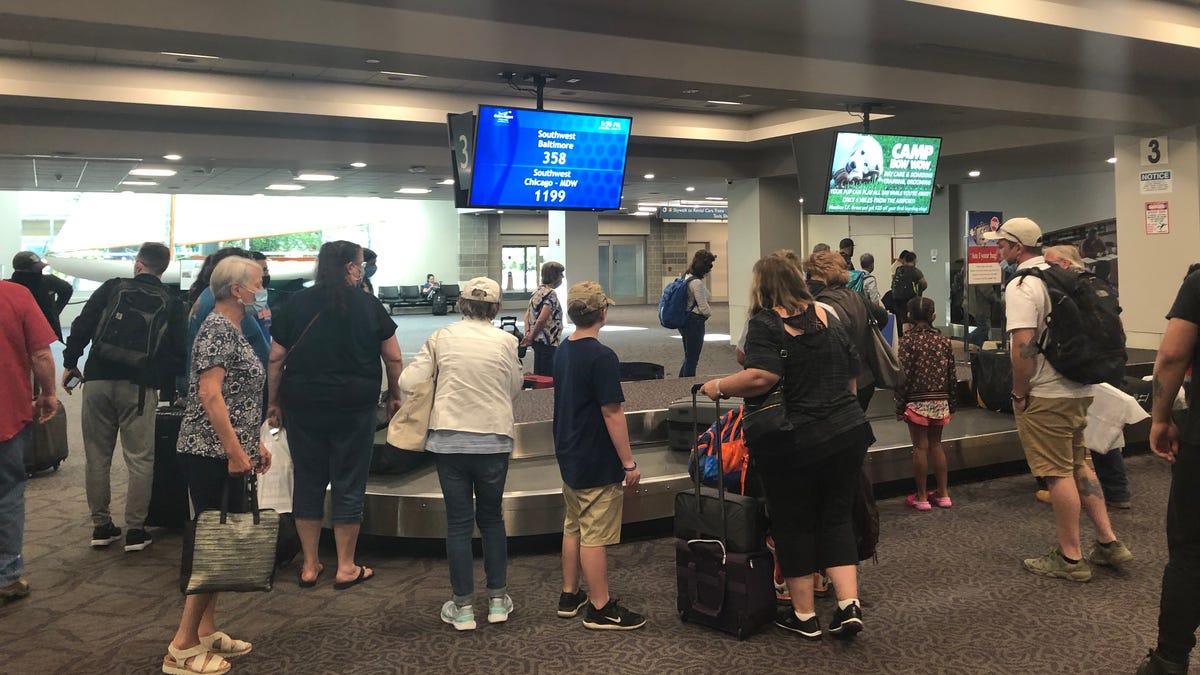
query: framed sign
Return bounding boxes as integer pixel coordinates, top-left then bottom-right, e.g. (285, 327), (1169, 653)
(1146, 201), (1169, 235)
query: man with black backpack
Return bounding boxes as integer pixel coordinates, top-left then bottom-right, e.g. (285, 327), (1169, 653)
(986, 218), (1132, 582)
(62, 242), (186, 553)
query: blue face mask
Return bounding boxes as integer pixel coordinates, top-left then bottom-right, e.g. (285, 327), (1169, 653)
(243, 288), (269, 314)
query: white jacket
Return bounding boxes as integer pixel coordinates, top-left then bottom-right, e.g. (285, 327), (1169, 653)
(400, 318), (523, 438)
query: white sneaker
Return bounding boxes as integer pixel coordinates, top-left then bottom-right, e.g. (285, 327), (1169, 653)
(440, 601), (476, 631)
(488, 595), (514, 624)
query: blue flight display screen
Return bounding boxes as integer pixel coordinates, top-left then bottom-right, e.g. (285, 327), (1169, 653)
(469, 105), (632, 210)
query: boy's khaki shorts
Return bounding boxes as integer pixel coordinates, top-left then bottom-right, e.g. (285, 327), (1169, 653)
(562, 483), (624, 547)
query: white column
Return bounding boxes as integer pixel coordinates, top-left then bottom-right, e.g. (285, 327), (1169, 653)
(727, 177), (803, 344)
(547, 210), (599, 307)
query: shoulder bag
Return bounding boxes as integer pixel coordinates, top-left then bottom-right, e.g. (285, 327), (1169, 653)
(865, 313), (905, 390)
(386, 329), (441, 451)
(181, 474), (279, 594)
(741, 311), (794, 447)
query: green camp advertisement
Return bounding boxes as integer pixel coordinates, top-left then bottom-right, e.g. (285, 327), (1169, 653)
(825, 133), (941, 214)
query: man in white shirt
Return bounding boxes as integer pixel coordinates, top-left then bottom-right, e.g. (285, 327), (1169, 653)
(986, 217), (1132, 582)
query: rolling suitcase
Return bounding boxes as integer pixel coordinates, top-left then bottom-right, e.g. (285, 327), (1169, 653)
(666, 395), (743, 452)
(430, 290), (448, 316)
(25, 401), (68, 475)
(145, 406), (191, 529)
(675, 384), (775, 640)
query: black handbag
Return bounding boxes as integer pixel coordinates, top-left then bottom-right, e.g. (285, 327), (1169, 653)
(180, 474), (279, 594)
(741, 312), (793, 446)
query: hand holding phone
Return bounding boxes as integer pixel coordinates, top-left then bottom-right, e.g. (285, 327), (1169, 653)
(62, 368), (83, 394)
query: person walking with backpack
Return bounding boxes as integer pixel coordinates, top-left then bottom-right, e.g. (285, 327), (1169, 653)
(895, 297), (956, 510)
(986, 218), (1132, 581)
(858, 253), (885, 313)
(888, 251), (926, 338)
(62, 242), (187, 553)
(677, 250), (717, 378)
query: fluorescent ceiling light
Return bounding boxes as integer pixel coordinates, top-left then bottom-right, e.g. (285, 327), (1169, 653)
(267, 184), (305, 191)
(396, 188), (432, 194)
(121, 180), (157, 186)
(706, 100), (743, 105)
(497, 210), (505, 214)
(643, 173), (655, 180)
(380, 71), (428, 78)
(161, 52), (219, 60)
(439, 178), (455, 185)
(252, 193), (265, 198)
(705, 196), (725, 201)
(637, 206), (658, 213)
(1106, 157), (1118, 164)
(162, 154), (182, 161)
(121, 190), (134, 195)
(350, 162), (367, 168)
(129, 168), (176, 177)
(296, 173), (339, 181)
(565, 78), (582, 84)
(685, 186), (695, 192)
(967, 170), (981, 178)
(633, 211), (652, 217)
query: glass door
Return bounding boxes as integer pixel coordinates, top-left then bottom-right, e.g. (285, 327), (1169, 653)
(598, 236), (646, 304)
(501, 242), (548, 299)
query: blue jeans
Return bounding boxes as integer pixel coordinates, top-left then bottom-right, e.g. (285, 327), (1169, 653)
(1090, 449), (1131, 503)
(287, 407), (376, 524)
(678, 313), (707, 378)
(967, 314), (990, 347)
(434, 453), (510, 604)
(0, 426), (31, 586)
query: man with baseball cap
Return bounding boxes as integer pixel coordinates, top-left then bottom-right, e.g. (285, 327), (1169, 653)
(986, 217), (1132, 581)
(551, 281), (645, 631)
(9, 251), (73, 343)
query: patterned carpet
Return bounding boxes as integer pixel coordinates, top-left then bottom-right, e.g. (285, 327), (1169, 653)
(2, 441), (1177, 674)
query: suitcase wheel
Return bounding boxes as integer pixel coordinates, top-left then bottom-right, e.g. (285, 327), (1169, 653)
(736, 627), (747, 641)
(678, 610), (687, 622)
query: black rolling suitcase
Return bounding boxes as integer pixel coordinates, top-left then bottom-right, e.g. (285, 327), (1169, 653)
(666, 395), (743, 451)
(145, 406), (191, 528)
(25, 401), (68, 475)
(675, 385), (775, 640)
(970, 349), (1013, 413)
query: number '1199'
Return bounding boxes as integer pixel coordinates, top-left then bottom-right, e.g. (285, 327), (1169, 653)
(535, 189), (567, 202)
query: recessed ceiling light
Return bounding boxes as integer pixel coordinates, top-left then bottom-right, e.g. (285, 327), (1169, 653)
(705, 196), (725, 201)
(162, 154), (182, 161)
(682, 89), (701, 94)
(396, 187), (432, 194)
(706, 100), (743, 106)
(1106, 156), (1118, 164)
(497, 210), (504, 214)
(296, 173), (339, 181)
(129, 168), (177, 177)
(968, 170), (981, 178)
(439, 178), (455, 185)
(380, 71), (428, 78)
(644, 173), (655, 180)
(350, 162), (367, 168)
(121, 180), (158, 186)
(565, 78), (582, 84)
(267, 184), (305, 191)
(160, 52), (219, 60)
(365, 58), (381, 65)
(685, 186), (695, 192)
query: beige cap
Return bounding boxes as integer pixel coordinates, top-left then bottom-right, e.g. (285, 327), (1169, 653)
(983, 217), (1043, 247)
(462, 277), (501, 303)
(567, 281), (615, 315)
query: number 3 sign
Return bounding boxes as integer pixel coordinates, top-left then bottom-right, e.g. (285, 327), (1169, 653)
(1141, 137), (1169, 166)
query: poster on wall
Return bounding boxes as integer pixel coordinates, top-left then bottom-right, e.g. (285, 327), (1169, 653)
(967, 211), (1003, 246)
(1140, 170), (1172, 194)
(965, 210), (1002, 285)
(1146, 201), (1169, 235)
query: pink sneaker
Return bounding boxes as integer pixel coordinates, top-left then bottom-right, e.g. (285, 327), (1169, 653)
(929, 491), (953, 508)
(906, 494), (932, 511)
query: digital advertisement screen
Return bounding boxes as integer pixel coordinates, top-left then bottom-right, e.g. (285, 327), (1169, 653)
(469, 105), (632, 211)
(823, 132), (942, 215)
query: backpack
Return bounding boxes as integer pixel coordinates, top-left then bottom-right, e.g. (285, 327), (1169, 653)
(688, 407), (751, 495)
(91, 279), (174, 370)
(847, 269), (868, 294)
(891, 266), (919, 307)
(1013, 265), (1126, 385)
(658, 274), (695, 329)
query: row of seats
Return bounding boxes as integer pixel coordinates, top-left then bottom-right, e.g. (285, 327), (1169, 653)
(377, 284), (461, 314)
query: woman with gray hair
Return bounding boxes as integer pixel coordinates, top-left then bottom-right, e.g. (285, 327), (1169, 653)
(165, 256), (272, 675)
(402, 277), (522, 631)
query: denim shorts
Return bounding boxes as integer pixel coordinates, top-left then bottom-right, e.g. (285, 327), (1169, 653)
(286, 407), (376, 524)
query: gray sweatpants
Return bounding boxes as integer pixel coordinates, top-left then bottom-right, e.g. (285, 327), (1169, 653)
(82, 380), (157, 529)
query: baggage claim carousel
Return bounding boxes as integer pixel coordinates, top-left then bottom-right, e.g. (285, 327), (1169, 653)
(357, 358), (1156, 539)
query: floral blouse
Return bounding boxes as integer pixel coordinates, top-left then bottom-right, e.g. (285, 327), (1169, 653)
(179, 312), (264, 460)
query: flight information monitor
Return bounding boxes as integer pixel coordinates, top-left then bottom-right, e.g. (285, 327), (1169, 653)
(468, 105), (632, 210)
(823, 132), (942, 215)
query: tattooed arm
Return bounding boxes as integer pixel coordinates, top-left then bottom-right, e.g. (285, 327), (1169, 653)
(1009, 327), (1037, 414)
(1150, 318), (1198, 463)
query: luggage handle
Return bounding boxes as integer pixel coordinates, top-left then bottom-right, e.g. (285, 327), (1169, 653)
(691, 383), (728, 547)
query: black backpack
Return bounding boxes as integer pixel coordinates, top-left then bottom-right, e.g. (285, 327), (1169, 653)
(91, 279), (174, 370)
(1013, 265), (1126, 386)
(891, 266), (919, 308)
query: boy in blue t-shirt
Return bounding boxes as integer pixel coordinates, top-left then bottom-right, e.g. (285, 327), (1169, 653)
(552, 281), (645, 631)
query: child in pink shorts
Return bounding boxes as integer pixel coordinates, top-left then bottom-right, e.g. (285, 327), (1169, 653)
(895, 297), (957, 511)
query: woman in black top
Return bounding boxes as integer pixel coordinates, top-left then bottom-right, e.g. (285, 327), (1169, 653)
(267, 241), (404, 591)
(701, 255), (873, 641)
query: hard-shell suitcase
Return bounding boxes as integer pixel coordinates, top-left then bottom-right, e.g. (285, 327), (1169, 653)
(145, 406), (190, 528)
(666, 395), (743, 451)
(675, 384), (775, 640)
(25, 401), (68, 475)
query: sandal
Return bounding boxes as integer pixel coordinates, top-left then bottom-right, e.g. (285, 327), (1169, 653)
(199, 631), (252, 658)
(928, 491), (953, 508)
(298, 563), (324, 589)
(162, 643), (230, 675)
(333, 565), (374, 591)
(906, 494), (932, 511)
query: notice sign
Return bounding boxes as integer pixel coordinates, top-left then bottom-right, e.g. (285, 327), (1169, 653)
(1140, 170), (1172, 194)
(967, 245), (1002, 284)
(1146, 201), (1169, 235)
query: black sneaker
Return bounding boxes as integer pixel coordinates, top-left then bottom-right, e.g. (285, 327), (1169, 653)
(1136, 649), (1189, 675)
(775, 610), (822, 640)
(582, 598), (646, 631)
(90, 522), (122, 548)
(827, 602), (863, 639)
(124, 529), (152, 552)
(557, 590), (589, 618)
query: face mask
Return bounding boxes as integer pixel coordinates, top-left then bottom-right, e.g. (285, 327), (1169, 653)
(365, 262), (377, 279)
(261, 274), (271, 287)
(242, 288), (269, 314)
(1000, 260), (1018, 275)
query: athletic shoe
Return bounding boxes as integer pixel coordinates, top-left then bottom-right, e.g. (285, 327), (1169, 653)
(1022, 547), (1092, 582)
(1136, 649), (1189, 675)
(1086, 540), (1134, 567)
(488, 595), (514, 624)
(557, 590), (589, 618)
(775, 610), (822, 640)
(440, 601), (477, 631)
(1035, 489), (1052, 504)
(582, 599), (646, 631)
(124, 529), (152, 552)
(906, 494), (932, 511)
(827, 602), (864, 639)
(90, 522), (122, 547)
(1109, 500), (1132, 509)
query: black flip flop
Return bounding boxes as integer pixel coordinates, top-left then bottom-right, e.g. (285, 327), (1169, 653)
(298, 564), (324, 589)
(333, 565), (374, 591)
